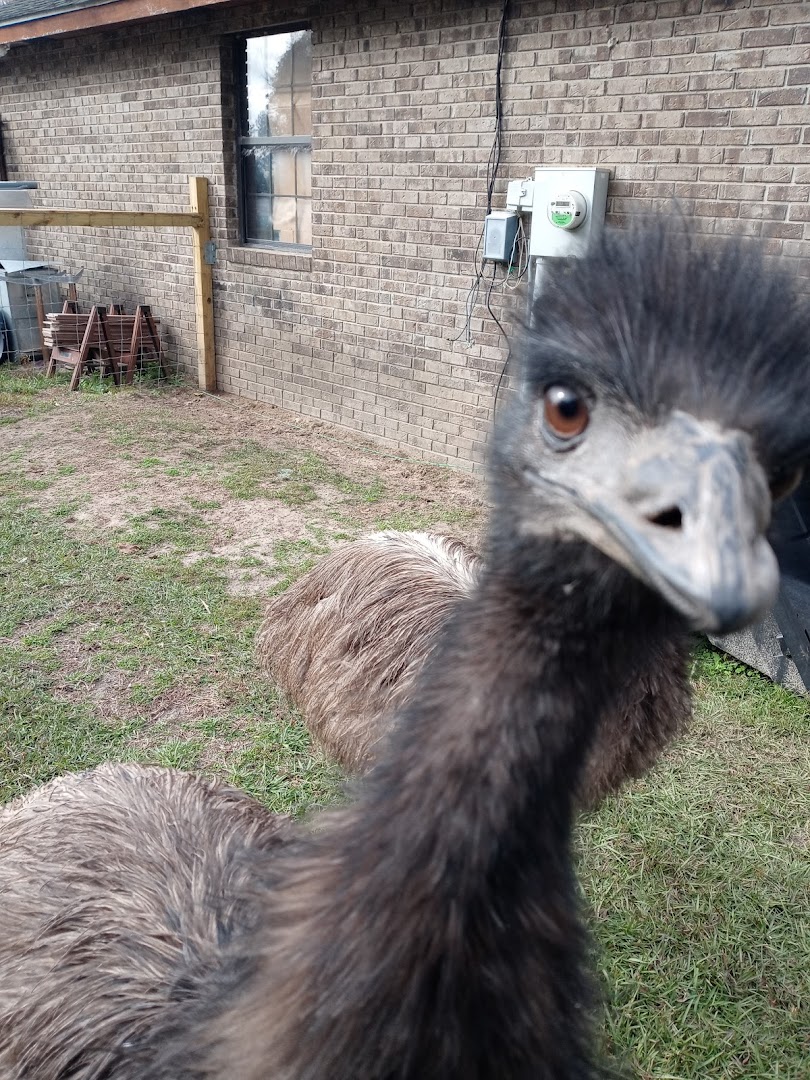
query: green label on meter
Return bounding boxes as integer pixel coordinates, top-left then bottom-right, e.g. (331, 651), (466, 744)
(550, 209), (573, 227)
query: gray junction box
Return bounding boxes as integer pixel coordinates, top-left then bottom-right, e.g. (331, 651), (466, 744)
(483, 210), (520, 263)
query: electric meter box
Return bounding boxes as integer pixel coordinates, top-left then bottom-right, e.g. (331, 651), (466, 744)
(529, 168), (609, 259)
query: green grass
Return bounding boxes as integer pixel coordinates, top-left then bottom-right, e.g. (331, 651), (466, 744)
(0, 368), (58, 395)
(0, 641), (138, 801)
(266, 536), (331, 594)
(115, 506), (210, 555)
(89, 404), (213, 456)
(0, 496), (337, 812)
(2, 495), (806, 1076)
(370, 504), (479, 533)
(87, 407), (388, 511)
(581, 643), (810, 1079)
(0, 365), (70, 424)
(226, 712), (343, 815)
(75, 363), (181, 396)
(222, 441), (385, 506)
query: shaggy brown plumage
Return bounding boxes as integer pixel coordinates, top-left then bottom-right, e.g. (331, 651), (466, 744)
(0, 763), (289, 1076)
(1, 221), (809, 1080)
(257, 531), (484, 767)
(257, 529), (692, 806)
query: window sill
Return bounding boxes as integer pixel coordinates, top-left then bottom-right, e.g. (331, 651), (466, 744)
(225, 245), (312, 273)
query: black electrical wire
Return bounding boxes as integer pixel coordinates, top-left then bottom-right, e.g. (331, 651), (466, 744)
(488, 0), (513, 407)
(490, 278), (512, 413)
(452, 224), (486, 344)
(486, 264), (509, 351)
(486, 0), (510, 215)
(455, 0), (511, 346)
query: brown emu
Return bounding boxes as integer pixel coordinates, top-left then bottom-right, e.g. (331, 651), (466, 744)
(256, 532), (485, 763)
(1, 221), (809, 1080)
(257, 529), (691, 805)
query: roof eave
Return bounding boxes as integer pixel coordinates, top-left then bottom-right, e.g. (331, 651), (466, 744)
(0, 0), (244, 46)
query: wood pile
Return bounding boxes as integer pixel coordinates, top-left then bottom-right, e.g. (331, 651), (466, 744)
(45, 303), (165, 390)
(43, 312), (161, 354)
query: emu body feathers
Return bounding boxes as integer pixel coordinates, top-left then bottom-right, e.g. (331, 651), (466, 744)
(257, 531), (486, 769)
(0, 764), (289, 1077)
(257, 529), (692, 806)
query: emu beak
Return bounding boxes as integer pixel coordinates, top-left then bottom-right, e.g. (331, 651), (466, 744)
(589, 412), (778, 634)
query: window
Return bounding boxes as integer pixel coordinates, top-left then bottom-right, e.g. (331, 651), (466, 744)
(237, 28), (312, 248)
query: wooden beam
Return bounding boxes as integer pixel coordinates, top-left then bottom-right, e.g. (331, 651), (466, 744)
(0, 0), (244, 46)
(33, 285), (47, 356)
(189, 176), (216, 394)
(0, 210), (203, 229)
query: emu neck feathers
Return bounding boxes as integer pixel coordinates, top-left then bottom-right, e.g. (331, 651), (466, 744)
(165, 556), (663, 1080)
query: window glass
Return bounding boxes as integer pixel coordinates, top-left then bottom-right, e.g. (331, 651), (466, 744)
(238, 28), (312, 247)
(295, 151), (311, 199)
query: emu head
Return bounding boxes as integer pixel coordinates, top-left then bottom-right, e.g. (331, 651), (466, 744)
(492, 221), (810, 634)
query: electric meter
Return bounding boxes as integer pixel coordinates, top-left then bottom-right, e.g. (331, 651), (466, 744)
(547, 191), (587, 231)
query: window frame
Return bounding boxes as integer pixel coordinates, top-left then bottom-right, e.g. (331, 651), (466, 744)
(233, 23), (313, 252)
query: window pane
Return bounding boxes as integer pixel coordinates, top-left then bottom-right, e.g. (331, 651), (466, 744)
(242, 147), (271, 241)
(243, 147), (311, 246)
(244, 29), (312, 139)
(295, 149), (312, 197)
(242, 145), (271, 194)
(245, 193), (272, 243)
(292, 33), (312, 90)
(271, 197), (297, 244)
(297, 199), (312, 246)
(272, 151), (297, 197)
(239, 29), (312, 247)
(267, 96), (293, 137)
(292, 91), (311, 136)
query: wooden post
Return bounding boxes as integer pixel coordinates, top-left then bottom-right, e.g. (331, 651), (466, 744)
(189, 176), (216, 393)
(33, 285), (47, 358)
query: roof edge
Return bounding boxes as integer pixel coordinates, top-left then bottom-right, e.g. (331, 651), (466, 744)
(0, 0), (242, 45)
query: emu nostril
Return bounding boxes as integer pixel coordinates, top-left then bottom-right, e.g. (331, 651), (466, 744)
(649, 507), (683, 529)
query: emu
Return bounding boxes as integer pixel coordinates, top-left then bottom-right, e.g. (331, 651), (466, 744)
(256, 529), (691, 805)
(1, 220), (808, 1080)
(257, 531), (484, 770)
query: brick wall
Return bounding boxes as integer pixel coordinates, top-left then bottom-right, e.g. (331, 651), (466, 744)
(0, 0), (807, 468)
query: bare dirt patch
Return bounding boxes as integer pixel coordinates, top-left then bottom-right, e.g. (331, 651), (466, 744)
(0, 386), (485, 601)
(0, 381), (485, 730)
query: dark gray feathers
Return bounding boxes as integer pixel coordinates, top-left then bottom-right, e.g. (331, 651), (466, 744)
(523, 220), (810, 472)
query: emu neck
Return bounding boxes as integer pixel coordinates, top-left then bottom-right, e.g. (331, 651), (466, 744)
(194, 549), (673, 1080)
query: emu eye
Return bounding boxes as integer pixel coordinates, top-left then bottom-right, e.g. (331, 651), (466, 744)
(543, 385), (589, 442)
(769, 465), (803, 503)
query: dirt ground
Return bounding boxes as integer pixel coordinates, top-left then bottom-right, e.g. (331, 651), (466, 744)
(0, 379), (487, 743)
(3, 379), (809, 1079)
(1, 383), (486, 597)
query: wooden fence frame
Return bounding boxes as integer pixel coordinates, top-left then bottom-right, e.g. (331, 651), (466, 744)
(0, 176), (215, 391)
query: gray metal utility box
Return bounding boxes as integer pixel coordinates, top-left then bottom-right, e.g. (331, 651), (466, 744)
(0, 261), (62, 359)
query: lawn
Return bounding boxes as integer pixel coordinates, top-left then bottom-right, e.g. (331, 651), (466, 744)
(0, 368), (807, 1079)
